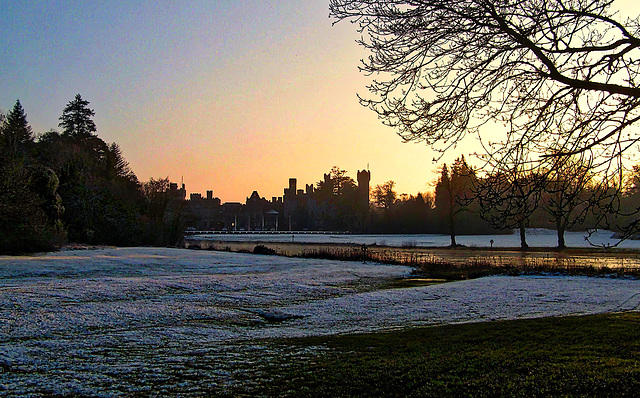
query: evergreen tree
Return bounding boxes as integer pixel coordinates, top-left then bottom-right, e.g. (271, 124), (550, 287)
(59, 94), (97, 140)
(36, 95), (145, 245)
(2, 100), (34, 160)
(435, 156), (475, 246)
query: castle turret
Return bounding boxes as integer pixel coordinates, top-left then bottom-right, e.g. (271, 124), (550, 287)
(284, 178), (298, 231)
(284, 178), (297, 198)
(357, 169), (371, 208)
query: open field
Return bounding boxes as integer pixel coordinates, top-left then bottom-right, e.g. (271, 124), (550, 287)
(0, 247), (638, 396)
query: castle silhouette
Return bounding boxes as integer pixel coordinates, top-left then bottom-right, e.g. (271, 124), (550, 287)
(170, 170), (370, 232)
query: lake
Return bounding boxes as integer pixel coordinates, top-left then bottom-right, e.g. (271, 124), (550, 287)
(190, 228), (640, 249)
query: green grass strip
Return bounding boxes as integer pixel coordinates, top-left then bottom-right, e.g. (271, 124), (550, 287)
(247, 312), (640, 397)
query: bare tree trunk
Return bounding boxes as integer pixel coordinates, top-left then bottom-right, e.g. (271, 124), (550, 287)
(449, 209), (457, 247)
(519, 220), (529, 250)
(556, 219), (566, 249)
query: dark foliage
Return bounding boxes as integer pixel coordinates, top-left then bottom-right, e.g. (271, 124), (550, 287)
(0, 95), (172, 253)
(253, 244), (277, 255)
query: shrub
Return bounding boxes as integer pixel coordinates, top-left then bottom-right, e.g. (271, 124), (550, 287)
(253, 245), (277, 255)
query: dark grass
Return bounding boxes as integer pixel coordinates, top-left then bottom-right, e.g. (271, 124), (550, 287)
(232, 312), (640, 397)
(184, 241), (640, 280)
(298, 246), (640, 280)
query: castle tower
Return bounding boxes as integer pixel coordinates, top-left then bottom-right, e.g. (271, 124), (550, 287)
(284, 178), (297, 198)
(284, 178), (298, 231)
(357, 169), (371, 208)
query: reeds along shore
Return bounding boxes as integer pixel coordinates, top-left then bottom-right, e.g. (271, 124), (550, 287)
(183, 240), (640, 280)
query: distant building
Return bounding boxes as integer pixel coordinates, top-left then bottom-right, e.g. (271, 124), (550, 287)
(170, 168), (370, 232)
(169, 182), (186, 201)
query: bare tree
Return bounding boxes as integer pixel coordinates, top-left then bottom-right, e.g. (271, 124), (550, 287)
(329, 0), (640, 173)
(141, 177), (171, 226)
(592, 164), (640, 244)
(472, 143), (545, 248)
(541, 154), (596, 248)
(475, 169), (543, 249)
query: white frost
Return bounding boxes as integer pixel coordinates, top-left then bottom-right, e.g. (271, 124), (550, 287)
(0, 247), (638, 396)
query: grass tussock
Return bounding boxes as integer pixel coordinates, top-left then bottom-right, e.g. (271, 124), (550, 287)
(232, 312), (640, 397)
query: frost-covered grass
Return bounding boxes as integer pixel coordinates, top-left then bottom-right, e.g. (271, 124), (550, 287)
(0, 247), (639, 396)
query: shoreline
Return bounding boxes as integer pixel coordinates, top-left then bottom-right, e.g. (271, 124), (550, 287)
(183, 238), (640, 272)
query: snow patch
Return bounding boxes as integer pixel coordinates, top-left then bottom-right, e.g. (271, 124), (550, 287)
(0, 247), (638, 395)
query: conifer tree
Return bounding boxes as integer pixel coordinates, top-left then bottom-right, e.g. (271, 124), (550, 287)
(435, 156), (475, 246)
(2, 99), (34, 160)
(59, 94), (97, 139)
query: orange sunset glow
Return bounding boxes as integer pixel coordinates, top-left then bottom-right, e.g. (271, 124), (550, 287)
(2, 0), (640, 201)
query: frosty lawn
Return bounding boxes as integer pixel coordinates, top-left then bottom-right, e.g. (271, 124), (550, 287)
(0, 247), (638, 395)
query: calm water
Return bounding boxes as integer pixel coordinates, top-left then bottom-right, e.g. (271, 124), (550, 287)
(191, 228), (640, 249)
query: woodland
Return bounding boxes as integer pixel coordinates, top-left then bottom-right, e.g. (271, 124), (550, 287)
(0, 95), (180, 253)
(3, 95), (640, 253)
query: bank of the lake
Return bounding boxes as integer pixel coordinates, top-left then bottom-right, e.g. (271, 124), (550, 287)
(184, 238), (640, 275)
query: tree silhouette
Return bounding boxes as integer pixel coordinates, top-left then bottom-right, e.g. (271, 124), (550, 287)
(0, 102), (66, 252)
(330, 0), (640, 185)
(372, 180), (397, 211)
(2, 100), (34, 160)
(372, 180), (397, 228)
(475, 171), (542, 249)
(32, 95), (145, 245)
(314, 167), (359, 230)
(541, 155), (595, 248)
(59, 94), (97, 140)
(435, 156), (475, 246)
(474, 146), (544, 249)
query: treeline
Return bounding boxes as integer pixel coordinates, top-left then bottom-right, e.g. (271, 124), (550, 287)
(0, 96), (182, 253)
(4, 96), (640, 253)
(367, 157), (498, 238)
(370, 155), (640, 248)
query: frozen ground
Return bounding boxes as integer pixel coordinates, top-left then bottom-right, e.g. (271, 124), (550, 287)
(193, 228), (640, 249)
(0, 247), (639, 396)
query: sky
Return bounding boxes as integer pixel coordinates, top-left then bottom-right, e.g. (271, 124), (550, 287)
(2, 1), (640, 202)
